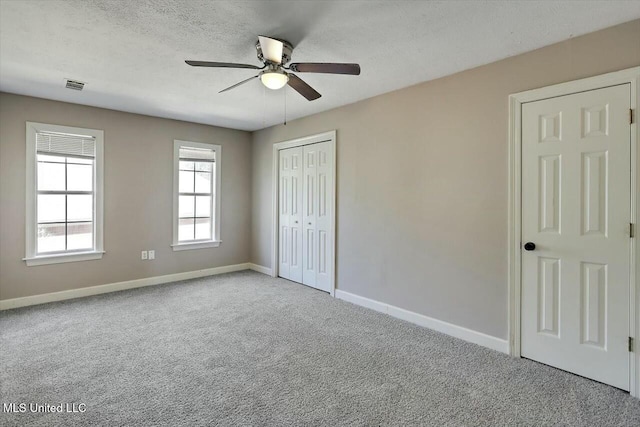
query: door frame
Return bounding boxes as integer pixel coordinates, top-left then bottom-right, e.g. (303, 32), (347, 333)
(271, 130), (337, 296)
(508, 67), (640, 396)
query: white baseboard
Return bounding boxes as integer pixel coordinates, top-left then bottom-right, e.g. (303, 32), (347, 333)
(0, 263), (252, 311)
(248, 263), (272, 276)
(335, 289), (509, 354)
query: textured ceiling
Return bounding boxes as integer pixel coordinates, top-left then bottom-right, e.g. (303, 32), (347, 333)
(1, 0), (639, 131)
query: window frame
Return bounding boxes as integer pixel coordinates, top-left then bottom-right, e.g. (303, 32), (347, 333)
(24, 122), (104, 266)
(171, 140), (221, 251)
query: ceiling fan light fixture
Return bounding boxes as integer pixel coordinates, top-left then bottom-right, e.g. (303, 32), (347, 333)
(260, 71), (289, 90)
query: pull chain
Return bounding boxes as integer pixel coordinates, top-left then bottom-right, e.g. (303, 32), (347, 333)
(283, 85), (287, 126)
(262, 84), (266, 128)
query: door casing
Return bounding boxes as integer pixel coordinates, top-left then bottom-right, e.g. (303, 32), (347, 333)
(508, 67), (640, 397)
(271, 130), (337, 296)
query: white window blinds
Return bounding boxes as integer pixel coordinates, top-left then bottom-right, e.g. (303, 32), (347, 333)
(36, 132), (96, 158)
(179, 146), (215, 162)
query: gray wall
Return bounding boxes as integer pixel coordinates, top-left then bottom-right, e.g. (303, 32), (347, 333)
(251, 19), (640, 339)
(0, 93), (252, 300)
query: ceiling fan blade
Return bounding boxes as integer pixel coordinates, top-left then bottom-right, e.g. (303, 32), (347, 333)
(287, 74), (321, 101)
(258, 36), (284, 64)
(186, 60), (263, 70)
(219, 75), (260, 93)
(289, 63), (361, 75)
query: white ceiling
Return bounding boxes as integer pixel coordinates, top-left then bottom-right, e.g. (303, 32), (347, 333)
(1, 1), (639, 131)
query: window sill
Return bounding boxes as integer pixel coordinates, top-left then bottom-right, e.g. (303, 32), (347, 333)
(23, 251), (105, 267)
(171, 241), (221, 251)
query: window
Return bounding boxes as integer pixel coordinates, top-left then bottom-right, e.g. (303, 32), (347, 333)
(172, 140), (221, 250)
(24, 122), (104, 266)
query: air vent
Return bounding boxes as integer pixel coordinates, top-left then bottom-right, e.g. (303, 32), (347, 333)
(65, 79), (85, 91)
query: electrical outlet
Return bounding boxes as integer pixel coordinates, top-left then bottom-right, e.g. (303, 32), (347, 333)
(141, 251), (148, 260)
(148, 250), (155, 260)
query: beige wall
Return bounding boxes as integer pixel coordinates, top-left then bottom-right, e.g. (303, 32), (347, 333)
(0, 93), (252, 300)
(251, 19), (640, 339)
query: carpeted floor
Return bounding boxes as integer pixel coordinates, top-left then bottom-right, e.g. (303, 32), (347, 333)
(1, 270), (639, 426)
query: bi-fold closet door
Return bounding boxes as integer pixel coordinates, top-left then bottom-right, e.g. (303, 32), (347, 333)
(278, 141), (333, 292)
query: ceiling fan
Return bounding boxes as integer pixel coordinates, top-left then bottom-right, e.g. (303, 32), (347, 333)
(185, 36), (360, 101)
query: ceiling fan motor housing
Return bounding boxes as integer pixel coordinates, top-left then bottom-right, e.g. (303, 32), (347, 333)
(256, 38), (293, 65)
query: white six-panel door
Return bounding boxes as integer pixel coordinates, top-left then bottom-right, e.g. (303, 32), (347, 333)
(278, 147), (303, 282)
(303, 144), (318, 288)
(302, 141), (333, 292)
(521, 84), (631, 390)
(279, 141), (333, 292)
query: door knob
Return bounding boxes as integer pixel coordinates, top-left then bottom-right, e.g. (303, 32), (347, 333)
(308, 222), (312, 225)
(524, 242), (536, 251)
(294, 221), (298, 223)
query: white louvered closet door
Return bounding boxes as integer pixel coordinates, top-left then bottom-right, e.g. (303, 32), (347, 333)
(278, 147), (303, 282)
